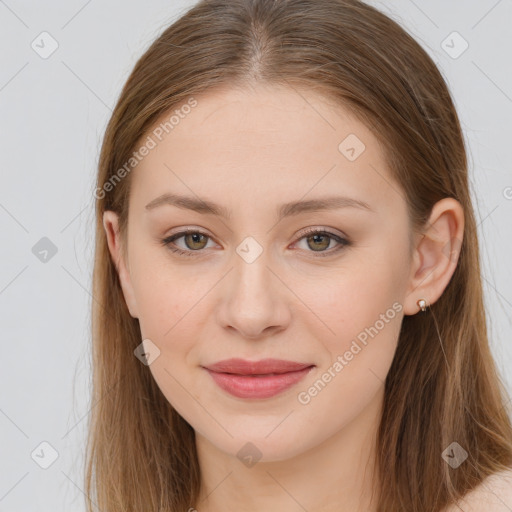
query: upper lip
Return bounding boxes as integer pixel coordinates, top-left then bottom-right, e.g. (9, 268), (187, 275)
(203, 358), (314, 375)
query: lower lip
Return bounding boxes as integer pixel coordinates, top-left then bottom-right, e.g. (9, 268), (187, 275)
(205, 366), (314, 399)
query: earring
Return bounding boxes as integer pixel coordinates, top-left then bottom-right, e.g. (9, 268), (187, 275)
(417, 298), (428, 312)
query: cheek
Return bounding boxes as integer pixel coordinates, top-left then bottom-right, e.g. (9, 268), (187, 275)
(293, 269), (403, 433)
(129, 244), (206, 339)
(302, 259), (402, 336)
(136, 284), (206, 354)
(130, 261), (208, 421)
(294, 254), (405, 382)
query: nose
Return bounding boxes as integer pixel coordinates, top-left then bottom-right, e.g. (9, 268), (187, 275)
(215, 250), (292, 340)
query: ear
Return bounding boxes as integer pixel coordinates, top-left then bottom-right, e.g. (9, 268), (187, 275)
(403, 198), (464, 316)
(102, 210), (139, 319)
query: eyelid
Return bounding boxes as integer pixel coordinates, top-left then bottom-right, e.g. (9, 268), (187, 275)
(162, 227), (217, 256)
(290, 227), (349, 257)
(161, 226), (350, 257)
(296, 225), (348, 241)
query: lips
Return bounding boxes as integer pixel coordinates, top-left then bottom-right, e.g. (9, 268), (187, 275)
(204, 358), (313, 375)
(203, 358), (315, 399)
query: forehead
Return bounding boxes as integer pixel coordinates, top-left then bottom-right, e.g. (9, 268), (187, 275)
(130, 84), (402, 216)
(142, 83), (374, 158)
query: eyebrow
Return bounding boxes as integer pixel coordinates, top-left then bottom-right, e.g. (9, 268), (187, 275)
(145, 193), (374, 220)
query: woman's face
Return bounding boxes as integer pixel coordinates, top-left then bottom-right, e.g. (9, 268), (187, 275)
(106, 83), (417, 462)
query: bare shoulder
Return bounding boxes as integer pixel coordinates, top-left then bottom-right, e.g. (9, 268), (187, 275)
(444, 468), (512, 512)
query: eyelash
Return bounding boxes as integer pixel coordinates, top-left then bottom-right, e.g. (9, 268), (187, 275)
(161, 227), (350, 258)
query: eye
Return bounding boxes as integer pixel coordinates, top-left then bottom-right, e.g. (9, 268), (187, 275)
(161, 227), (350, 257)
(161, 229), (215, 257)
(292, 227), (350, 257)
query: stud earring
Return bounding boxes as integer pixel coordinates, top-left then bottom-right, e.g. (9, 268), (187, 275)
(417, 298), (428, 312)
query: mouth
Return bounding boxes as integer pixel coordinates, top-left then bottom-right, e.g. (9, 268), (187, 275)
(202, 358), (315, 399)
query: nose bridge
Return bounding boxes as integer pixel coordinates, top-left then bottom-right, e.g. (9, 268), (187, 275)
(216, 236), (291, 338)
(230, 239), (276, 306)
(228, 229), (272, 284)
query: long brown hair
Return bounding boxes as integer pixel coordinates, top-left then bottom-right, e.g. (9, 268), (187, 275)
(85, 0), (512, 510)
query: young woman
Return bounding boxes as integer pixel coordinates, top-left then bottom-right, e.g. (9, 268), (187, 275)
(86, 0), (512, 510)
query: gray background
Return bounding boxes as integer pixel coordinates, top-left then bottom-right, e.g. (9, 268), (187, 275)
(1, 1), (511, 510)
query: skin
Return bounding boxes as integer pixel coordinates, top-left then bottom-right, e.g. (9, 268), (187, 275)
(103, 83), (464, 512)
(444, 470), (512, 511)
